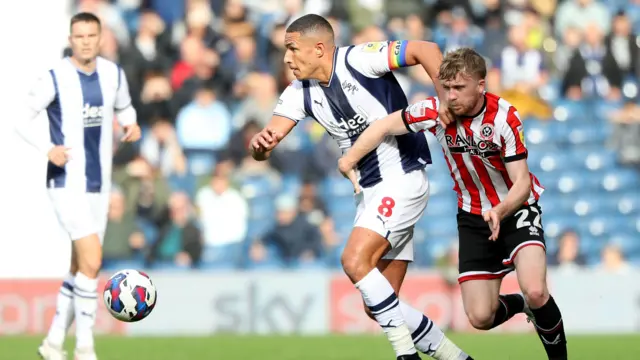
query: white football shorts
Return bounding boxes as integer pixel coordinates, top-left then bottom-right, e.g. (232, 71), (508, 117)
(354, 168), (429, 261)
(48, 188), (109, 243)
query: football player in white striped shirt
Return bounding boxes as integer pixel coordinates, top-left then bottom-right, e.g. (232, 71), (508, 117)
(250, 14), (472, 360)
(338, 48), (567, 360)
(16, 13), (140, 360)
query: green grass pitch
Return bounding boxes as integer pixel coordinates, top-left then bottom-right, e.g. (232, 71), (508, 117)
(3, 334), (639, 359)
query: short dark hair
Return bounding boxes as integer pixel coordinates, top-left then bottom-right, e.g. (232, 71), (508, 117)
(438, 48), (487, 81)
(286, 14), (334, 38)
(70, 12), (101, 32)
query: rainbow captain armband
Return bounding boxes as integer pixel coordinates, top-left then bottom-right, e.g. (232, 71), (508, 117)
(388, 40), (408, 70)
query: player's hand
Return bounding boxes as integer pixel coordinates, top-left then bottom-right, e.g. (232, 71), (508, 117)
(438, 101), (455, 127)
(483, 208), (502, 241)
(250, 128), (283, 155)
(47, 146), (71, 167)
(121, 124), (141, 142)
(337, 157), (361, 194)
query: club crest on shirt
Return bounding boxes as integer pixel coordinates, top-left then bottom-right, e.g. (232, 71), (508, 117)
(480, 123), (494, 140)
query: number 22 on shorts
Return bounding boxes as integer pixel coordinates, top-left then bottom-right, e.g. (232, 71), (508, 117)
(378, 196), (396, 217)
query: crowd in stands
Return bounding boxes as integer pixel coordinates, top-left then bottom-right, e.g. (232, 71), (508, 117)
(70, 0), (640, 272)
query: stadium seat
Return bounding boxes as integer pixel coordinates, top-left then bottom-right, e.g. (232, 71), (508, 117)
(581, 215), (632, 238)
(240, 175), (280, 199)
(544, 214), (581, 239)
(320, 176), (356, 198)
(246, 218), (274, 239)
(551, 99), (589, 123)
(184, 149), (217, 177)
(537, 151), (573, 173)
(567, 148), (617, 172)
(600, 169), (640, 192)
(609, 233), (640, 257)
(327, 196), (356, 218)
(248, 197), (275, 221)
(610, 192), (640, 215)
(423, 237), (456, 262)
(546, 171), (601, 194)
(280, 175), (302, 196)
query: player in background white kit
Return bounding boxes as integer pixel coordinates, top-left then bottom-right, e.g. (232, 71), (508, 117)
(15, 13), (140, 360)
(250, 15), (472, 360)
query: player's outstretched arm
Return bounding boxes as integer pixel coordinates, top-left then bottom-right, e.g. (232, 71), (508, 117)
(249, 115), (296, 161)
(338, 110), (407, 173)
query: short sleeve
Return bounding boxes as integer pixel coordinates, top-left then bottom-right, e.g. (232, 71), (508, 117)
(500, 106), (528, 162)
(346, 42), (394, 77)
(114, 67), (132, 111)
(401, 97), (440, 133)
(272, 81), (307, 123)
(27, 71), (56, 113)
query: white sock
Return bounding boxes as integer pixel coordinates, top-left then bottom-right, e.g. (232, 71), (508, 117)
(399, 301), (470, 360)
(74, 272), (98, 350)
(46, 272), (75, 347)
(355, 269), (417, 357)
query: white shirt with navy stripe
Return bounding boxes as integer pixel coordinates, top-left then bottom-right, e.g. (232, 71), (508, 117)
(274, 43), (432, 188)
(27, 57), (132, 193)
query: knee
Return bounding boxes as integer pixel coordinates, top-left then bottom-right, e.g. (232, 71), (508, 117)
(522, 284), (549, 309)
(466, 308), (495, 330)
(341, 251), (371, 282)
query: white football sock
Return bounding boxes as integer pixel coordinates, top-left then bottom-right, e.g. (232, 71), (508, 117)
(356, 268), (417, 357)
(399, 301), (469, 360)
(74, 272), (98, 349)
(46, 272), (75, 347)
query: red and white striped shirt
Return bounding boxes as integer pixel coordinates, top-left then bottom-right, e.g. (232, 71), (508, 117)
(401, 93), (544, 215)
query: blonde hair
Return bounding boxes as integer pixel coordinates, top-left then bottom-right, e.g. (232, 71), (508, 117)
(438, 48), (487, 81)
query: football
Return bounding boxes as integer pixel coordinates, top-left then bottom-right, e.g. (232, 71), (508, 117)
(103, 269), (157, 322)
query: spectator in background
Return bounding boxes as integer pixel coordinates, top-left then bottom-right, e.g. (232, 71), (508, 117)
(232, 73), (279, 129)
(555, 0), (611, 38)
(608, 101), (640, 167)
(598, 242), (631, 274)
(563, 22), (624, 100)
(139, 116), (187, 177)
(491, 24), (552, 119)
(171, 35), (206, 91)
(548, 229), (587, 270)
(76, 0), (130, 45)
(147, 192), (202, 267)
(606, 12), (639, 80)
(103, 187), (146, 262)
(228, 119), (261, 166)
(137, 70), (174, 127)
(175, 81), (232, 175)
(554, 26), (583, 75)
(114, 157), (171, 229)
(195, 159), (249, 249)
(433, 7), (484, 54)
(251, 194), (324, 266)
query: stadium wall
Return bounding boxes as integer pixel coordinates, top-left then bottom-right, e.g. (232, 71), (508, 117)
(1, 270), (638, 335)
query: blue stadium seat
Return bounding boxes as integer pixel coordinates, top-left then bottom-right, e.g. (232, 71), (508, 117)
(419, 215), (457, 237)
(280, 175), (302, 196)
(184, 149), (217, 177)
(543, 214), (581, 239)
(546, 171), (601, 194)
(581, 215), (631, 238)
(248, 197), (275, 220)
(247, 218), (274, 239)
(551, 99), (589, 123)
(600, 169), (640, 192)
(240, 175), (279, 199)
(536, 151), (574, 173)
(523, 120), (566, 145)
(568, 148), (617, 172)
(327, 196), (356, 218)
(567, 126), (607, 146)
(610, 192), (640, 215)
(424, 193), (457, 217)
(320, 176), (357, 198)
